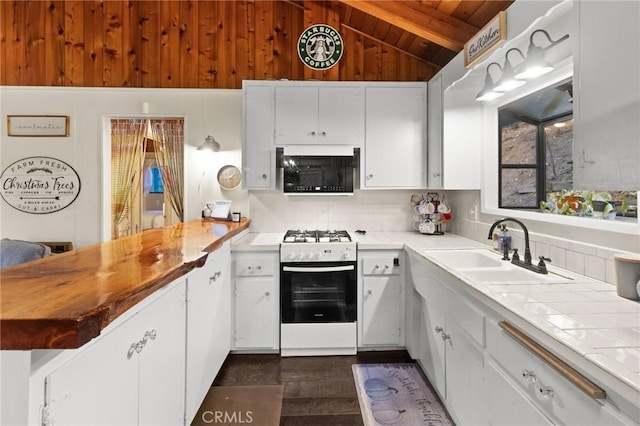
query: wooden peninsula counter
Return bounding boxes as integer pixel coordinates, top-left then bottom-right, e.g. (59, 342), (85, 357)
(0, 219), (249, 350)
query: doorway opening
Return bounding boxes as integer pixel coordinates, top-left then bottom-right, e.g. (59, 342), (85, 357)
(108, 117), (184, 240)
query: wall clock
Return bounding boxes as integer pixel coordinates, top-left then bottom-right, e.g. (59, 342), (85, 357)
(217, 165), (242, 190)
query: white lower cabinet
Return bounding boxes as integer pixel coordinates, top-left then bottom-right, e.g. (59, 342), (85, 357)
(185, 242), (231, 424)
(232, 251), (279, 351)
(486, 317), (631, 426)
(43, 280), (186, 426)
(408, 251), (637, 426)
(485, 360), (554, 426)
(413, 278), (485, 426)
(359, 251), (404, 348)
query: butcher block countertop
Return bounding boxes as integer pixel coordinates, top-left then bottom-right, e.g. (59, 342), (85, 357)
(0, 219), (249, 350)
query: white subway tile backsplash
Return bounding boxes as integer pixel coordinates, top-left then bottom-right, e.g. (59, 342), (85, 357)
(584, 255), (606, 281)
(548, 245), (567, 269)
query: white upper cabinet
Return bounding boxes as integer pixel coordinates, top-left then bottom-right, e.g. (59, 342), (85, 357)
(363, 84), (427, 189)
(573, 0), (640, 190)
(242, 82), (276, 189)
(427, 74), (443, 189)
(275, 85), (364, 146)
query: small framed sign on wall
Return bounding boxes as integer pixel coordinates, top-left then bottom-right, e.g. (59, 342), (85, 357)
(7, 115), (70, 137)
(464, 12), (507, 68)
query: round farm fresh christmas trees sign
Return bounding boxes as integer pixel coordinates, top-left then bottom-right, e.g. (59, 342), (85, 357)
(298, 24), (344, 70)
(0, 156), (81, 214)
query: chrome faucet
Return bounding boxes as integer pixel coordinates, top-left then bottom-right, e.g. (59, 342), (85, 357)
(487, 217), (550, 274)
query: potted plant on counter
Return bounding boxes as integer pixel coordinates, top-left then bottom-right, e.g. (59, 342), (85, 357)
(583, 191), (615, 219)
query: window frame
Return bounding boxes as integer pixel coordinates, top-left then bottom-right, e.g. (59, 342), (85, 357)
(498, 109), (573, 210)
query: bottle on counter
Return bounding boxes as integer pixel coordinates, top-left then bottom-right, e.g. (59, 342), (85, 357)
(495, 224), (511, 252)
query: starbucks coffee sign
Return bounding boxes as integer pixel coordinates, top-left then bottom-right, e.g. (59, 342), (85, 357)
(1, 156), (81, 214)
(298, 24), (344, 70)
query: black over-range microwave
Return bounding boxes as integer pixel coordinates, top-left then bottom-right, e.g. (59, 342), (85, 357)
(283, 146), (355, 195)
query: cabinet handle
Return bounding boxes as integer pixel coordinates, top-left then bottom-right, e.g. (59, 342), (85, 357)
(366, 174), (373, 180)
(539, 386), (555, 399)
(522, 370), (537, 383)
(432, 172), (441, 177)
(311, 131), (316, 136)
(441, 333), (451, 342)
(434, 326), (443, 335)
(265, 291), (270, 296)
(261, 174), (267, 179)
(248, 265), (262, 271)
(383, 265), (389, 269)
(321, 131), (326, 136)
(367, 289), (373, 295)
(499, 321), (606, 399)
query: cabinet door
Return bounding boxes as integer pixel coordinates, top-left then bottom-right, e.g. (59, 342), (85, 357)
(573, 0), (640, 190)
(418, 298), (446, 398)
(185, 245), (231, 423)
(234, 277), (278, 349)
(485, 361), (554, 426)
(318, 86), (364, 145)
(137, 281), (187, 426)
(275, 86), (319, 145)
(364, 86), (427, 188)
(362, 275), (402, 346)
(427, 74), (443, 189)
(45, 317), (140, 425)
(444, 319), (485, 426)
(243, 84), (275, 189)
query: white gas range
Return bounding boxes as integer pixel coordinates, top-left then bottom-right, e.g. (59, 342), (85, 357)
(279, 230), (357, 356)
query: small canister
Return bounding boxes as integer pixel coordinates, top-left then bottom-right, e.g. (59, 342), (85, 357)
(614, 254), (640, 300)
(232, 211), (241, 222)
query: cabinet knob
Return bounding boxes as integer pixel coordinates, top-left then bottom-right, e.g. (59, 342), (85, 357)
(321, 131), (326, 136)
(441, 333), (451, 342)
(261, 174), (267, 179)
(265, 291), (270, 296)
(143, 329), (157, 343)
(311, 131), (316, 136)
(432, 172), (441, 177)
(539, 386), (555, 399)
(367, 289), (373, 295)
(522, 370), (537, 383)
(127, 341), (144, 359)
(366, 174), (373, 180)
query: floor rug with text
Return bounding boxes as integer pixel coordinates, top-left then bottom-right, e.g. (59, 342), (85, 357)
(352, 363), (453, 426)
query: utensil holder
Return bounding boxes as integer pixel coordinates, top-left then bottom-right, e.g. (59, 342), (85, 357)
(614, 254), (640, 300)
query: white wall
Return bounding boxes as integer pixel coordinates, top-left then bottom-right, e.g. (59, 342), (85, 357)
(0, 87), (248, 248)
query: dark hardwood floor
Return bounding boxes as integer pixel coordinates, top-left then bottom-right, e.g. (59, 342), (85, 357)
(212, 350), (416, 426)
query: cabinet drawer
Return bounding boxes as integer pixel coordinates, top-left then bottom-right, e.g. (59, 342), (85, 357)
(487, 320), (628, 426)
(362, 257), (400, 275)
(234, 254), (275, 277)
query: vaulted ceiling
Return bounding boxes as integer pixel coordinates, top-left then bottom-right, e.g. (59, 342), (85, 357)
(329, 0), (514, 68)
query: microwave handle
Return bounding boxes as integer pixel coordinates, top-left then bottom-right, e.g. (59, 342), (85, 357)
(283, 265), (355, 273)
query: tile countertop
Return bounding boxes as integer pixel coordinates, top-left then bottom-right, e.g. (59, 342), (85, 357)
(232, 230), (640, 406)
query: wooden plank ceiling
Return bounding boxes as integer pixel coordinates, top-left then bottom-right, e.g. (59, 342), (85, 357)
(334, 0), (514, 68)
(0, 0), (513, 88)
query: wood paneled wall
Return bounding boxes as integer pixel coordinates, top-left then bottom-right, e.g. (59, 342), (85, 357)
(0, 1), (438, 89)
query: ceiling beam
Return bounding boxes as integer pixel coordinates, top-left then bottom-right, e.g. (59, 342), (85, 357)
(337, 0), (479, 51)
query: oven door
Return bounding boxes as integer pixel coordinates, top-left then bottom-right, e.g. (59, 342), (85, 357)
(281, 261), (357, 323)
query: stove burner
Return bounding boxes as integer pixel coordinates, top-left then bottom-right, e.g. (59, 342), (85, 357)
(283, 229), (351, 243)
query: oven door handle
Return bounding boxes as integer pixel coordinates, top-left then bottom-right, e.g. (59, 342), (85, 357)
(282, 265), (355, 273)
